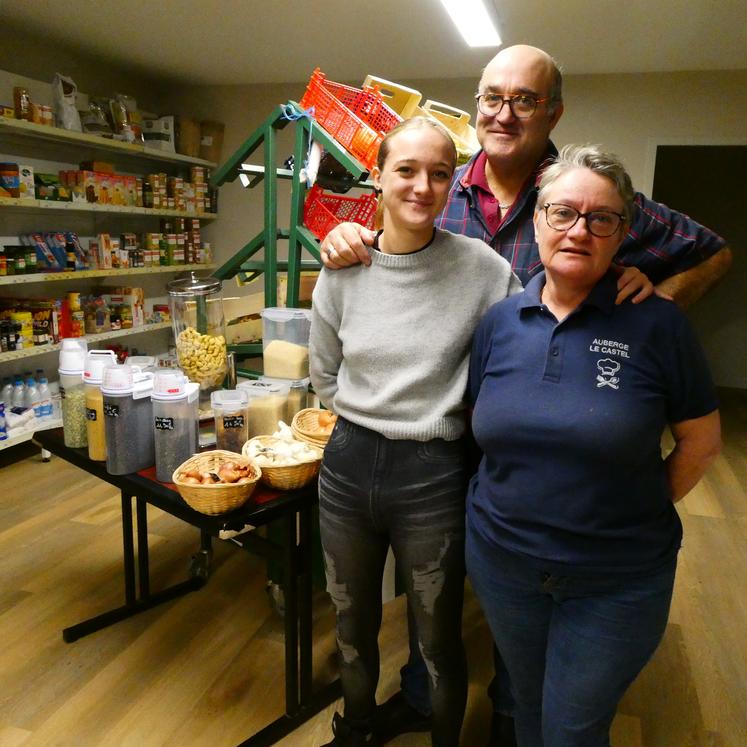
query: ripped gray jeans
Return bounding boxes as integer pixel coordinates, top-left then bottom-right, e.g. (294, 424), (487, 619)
(319, 417), (468, 746)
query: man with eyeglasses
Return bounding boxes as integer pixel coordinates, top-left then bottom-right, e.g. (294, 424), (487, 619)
(319, 44), (731, 746)
(322, 44), (730, 309)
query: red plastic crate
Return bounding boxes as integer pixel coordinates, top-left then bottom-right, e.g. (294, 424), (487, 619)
(299, 68), (402, 171)
(303, 184), (378, 241)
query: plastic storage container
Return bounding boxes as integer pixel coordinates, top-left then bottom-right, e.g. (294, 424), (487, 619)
(238, 379), (290, 437)
(260, 307), (312, 379)
(152, 370), (199, 482)
(258, 375), (310, 423)
(168, 273), (228, 405)
(83, 349), (118, 461)
(211, 389), (249, 453)
(58, 338), (88, 448)
(127, 355), (157, 372)
(102, 364), (155, 475)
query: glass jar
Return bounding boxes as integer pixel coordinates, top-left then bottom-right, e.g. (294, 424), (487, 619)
(168, 273), (227, 406)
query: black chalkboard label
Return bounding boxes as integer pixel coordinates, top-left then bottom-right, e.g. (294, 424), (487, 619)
(223, 415), (245, 429)
(86, 408), (97, 421)
(104, 403), (120, 418)
(155, 416), (174, 431)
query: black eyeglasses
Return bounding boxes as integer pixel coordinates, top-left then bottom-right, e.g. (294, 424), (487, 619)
(475, 92), (550, 119)
(542, 203), (627, 238)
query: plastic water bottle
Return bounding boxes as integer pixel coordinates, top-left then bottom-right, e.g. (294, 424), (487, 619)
(1, 377), (13, 406)
(24, 374), (39, 415)
(37, 375), (52, 417)
(0, 402), (7, 440)
(11, 376), (25, 409)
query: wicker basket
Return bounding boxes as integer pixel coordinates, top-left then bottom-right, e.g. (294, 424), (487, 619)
(291, 408), (336, 447)
(242, 436), (323, 490)
(172, 450), (261, 515)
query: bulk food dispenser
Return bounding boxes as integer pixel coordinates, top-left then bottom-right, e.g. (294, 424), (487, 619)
(151, 369), (199, 482)
(58, 338), (88, 448)
(167, 273), (228, 405)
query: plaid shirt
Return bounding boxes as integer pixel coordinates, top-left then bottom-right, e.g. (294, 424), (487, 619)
(436, 144), (726, 287)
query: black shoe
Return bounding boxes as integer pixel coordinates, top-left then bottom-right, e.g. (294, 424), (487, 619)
(374, 690), (432, 743)
(322, 712), (378, 746)
(488, 711), (517, 747)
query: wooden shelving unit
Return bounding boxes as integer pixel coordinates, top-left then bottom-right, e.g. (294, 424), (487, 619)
(0, 115), (216, 169)
(0, 263), (216, 287)
(0, 322), (172, 364)
(0, 195), (217, 221)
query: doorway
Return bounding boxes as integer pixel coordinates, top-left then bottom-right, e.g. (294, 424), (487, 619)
(651, 145), (746, 389)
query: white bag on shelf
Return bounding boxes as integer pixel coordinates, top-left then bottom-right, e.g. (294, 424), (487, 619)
(52, 73), (83, 132)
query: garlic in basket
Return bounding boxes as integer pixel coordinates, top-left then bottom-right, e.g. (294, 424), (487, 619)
(245, 434), (321, 467)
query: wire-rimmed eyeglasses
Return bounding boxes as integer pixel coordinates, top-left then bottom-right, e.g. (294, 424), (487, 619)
(542, 203), (627, 238)
(475, 92), (550, 119)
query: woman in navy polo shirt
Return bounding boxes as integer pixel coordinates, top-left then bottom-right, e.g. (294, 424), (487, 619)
(466, 144), (721, 747)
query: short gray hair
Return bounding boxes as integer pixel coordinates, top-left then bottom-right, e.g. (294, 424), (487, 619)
(536, 144), (635, 222)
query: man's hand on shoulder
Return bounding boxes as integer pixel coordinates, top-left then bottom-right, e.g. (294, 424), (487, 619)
(321, 223), (376, 269)
(612, 265), (656, 305)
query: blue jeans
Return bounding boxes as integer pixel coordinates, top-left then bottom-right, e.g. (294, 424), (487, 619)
(319, 417), (469, 746)
(466, 522), (676, 747)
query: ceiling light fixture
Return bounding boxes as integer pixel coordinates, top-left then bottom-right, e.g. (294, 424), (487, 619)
(439, 0), (501, 47)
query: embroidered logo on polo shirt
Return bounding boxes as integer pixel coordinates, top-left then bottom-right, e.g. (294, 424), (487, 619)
(596, 358), (620, 389)
(589, 338), (630, 358)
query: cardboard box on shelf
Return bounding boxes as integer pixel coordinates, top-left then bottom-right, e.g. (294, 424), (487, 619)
(223, 294), (264, 344)
(102, 286), (145, 327)
(277, 271), (319, 308)
(97, 233), (113, 269)
(80, 160), (114, 174)
(18, 164), (34, 199)
(143, 116), (176, 153)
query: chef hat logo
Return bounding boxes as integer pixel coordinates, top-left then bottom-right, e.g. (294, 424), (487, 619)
(596, 358), (620, 377)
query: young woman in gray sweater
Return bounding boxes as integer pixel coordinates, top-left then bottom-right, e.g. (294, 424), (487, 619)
(310, 117), (522, 747)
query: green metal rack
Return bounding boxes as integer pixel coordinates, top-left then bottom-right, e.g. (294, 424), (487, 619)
(210, 101), (372, 326)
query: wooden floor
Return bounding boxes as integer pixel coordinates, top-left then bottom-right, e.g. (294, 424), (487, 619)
(1, 388), (746, 746)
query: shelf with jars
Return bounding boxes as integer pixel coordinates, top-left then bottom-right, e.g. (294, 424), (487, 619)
(0, 321), (172, 364)
(0, 263), (216, 287)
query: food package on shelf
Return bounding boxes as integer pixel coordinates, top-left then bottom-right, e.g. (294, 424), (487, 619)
(142, 116), (176, 153)
(102, 286), (145, 328)
(52, 73), (82, 131)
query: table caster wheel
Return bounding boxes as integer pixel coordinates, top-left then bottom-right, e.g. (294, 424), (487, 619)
(266, 581), (285, 618)
(189, 548), (212, 580)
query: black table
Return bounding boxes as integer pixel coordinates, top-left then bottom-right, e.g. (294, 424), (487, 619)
(33, 428), (340, 746)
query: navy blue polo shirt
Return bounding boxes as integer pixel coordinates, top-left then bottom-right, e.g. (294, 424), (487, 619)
(467, 271), (718, 576)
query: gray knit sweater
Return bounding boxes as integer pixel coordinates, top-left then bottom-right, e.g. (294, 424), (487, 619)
(309, 228), (522, 441)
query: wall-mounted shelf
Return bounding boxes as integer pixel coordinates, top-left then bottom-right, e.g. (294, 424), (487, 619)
(0, 116), (216, 170)
(0, 196), (217, 221)
(0, 263), (216, 287)
(0, 322), (171, 364)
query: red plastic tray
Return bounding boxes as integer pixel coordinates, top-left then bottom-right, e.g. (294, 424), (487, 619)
(303, 183), (378, 241)
(299, 68), (402, 170)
